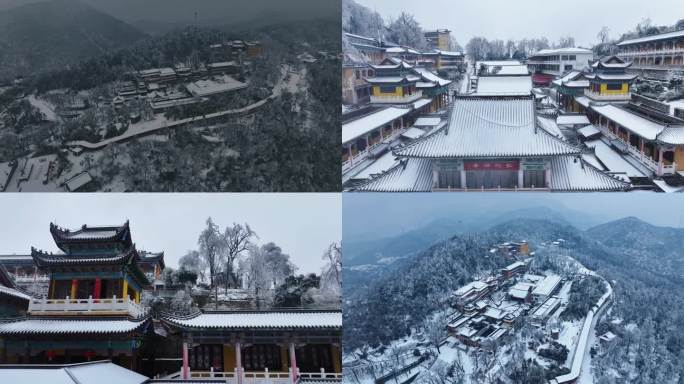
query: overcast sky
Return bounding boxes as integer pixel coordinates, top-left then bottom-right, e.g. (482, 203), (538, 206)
(355, 0), (683, 47)
(0, 0), (339, 26)
(344, 193), (684, 240)
(0, 194), (340, 274)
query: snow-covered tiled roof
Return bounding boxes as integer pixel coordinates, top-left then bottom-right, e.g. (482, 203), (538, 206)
(0, 285), (30, 301)
(342, 107), (411, 144)
(474, 76), (532, 96)
(0, 318), (149, 335)
(0, 361), (148, 384)
(454, 281), (488, 296)
(577, 125), (600, 138)
(530, 47), (593, 56)
(532, 275), (562, 296)
(394, 97), (581, 158)
(590, 104), (664, 140)
(163, 311), (341, 330)
(585, 73), (637, 81)
(476, 60), (522, 67)
(549, 156), (630, 192)
(556, 115), (590, 126)
(585, 139), (646, 179)
(575, 96), (591, 108)
(351, 158), (433, 192)
(365, 75), (420, 84)
(657, 126), (684, 145)
(536, 117), (564, 140)
(617, 29), (684, 46)
(494, 65), (529, 76)
(31, 247), (139, 267)
(413, 117), (441, 127)
(412, 67), (451, 87)
(401, 127), (427, 140)
(413, 98), (432, 109)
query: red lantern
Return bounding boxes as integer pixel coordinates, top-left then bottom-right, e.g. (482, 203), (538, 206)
(84, 350), (95, 361)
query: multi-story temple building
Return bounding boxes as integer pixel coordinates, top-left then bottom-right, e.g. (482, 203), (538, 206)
(367, 59), (423, 105)
(161, 309), (342, 383)
(555, 56), (637, 112)
(616, 28), (684, 79)
(527, 47), (594, 85)
(424, 29), (451, 51)
(0, 222), (157, 369)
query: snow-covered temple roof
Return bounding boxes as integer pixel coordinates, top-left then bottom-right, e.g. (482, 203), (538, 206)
(31, 247), (140, 267)
(549, 156), (630, 192)
(577, 125), (600, 138)
(0, 285), (31, 301)
(532, 275), (562, 296)
(494, 65), (529, 76)
(412, 67), (451, 87)
(351, 158), (433, 192)
(50, 222), (131, 247)
(590, 104), (667, 140)
(365, 75), (421, 84)
(0, 317), (149, 335)
(0, 361), (148, 384)
(394, 97), (581, 158)
(617, 29), (684, 46)
(454, 281), (488, 296)
(162, 310), (342, 330)
(556, 114), (590, 126)
(530, 47), (593, 56)
(342, 107), (411, 144)
(474, 76), (532, 96)
(658, 126), (684, 145)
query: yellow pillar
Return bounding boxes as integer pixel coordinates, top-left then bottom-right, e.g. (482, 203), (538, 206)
(224, 344), (236, 371)
(122, 280), (128, 300)
(70, 279), (78, 299)
(281, 345), (289, 371)
(331, 345), (341, 373)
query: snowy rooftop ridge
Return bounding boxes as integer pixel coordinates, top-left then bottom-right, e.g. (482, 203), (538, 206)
(0, 360), (148, 384)
(394, 97), (581, 159)
(0, 317), (149, 335)
(162, 310), (342, 329)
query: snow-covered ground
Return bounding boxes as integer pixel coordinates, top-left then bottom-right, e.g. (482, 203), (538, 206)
(27, 94), (58, 121)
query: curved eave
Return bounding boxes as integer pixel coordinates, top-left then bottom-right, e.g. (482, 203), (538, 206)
(0, 315), (151, 336)
(160, 311), (343, 332)
(30, 246), (139, 268)
(49, 221), (132, 251)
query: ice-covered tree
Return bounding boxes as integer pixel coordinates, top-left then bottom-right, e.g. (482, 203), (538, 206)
(222, 223), (256, 291)
(386, 12), (427, 50)
(198, 217), (224, 307)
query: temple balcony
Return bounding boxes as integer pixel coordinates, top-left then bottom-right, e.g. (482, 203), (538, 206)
(370, 91), (423, 104)
(617, 48), (684, 57)
(162, 368), (341, 384)
(28, 295), (146, 318)
(584, 90), (631, 102)
(595, 123), (676, 176)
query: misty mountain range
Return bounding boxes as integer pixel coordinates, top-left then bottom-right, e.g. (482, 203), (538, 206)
(0, 0), (339, 33)
(0, 0), (339, 80)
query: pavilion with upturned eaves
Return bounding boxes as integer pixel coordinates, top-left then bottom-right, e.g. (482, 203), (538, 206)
(0, 221), (161, 370)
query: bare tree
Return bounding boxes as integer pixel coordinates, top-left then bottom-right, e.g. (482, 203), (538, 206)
(597, 26), (610, 44)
